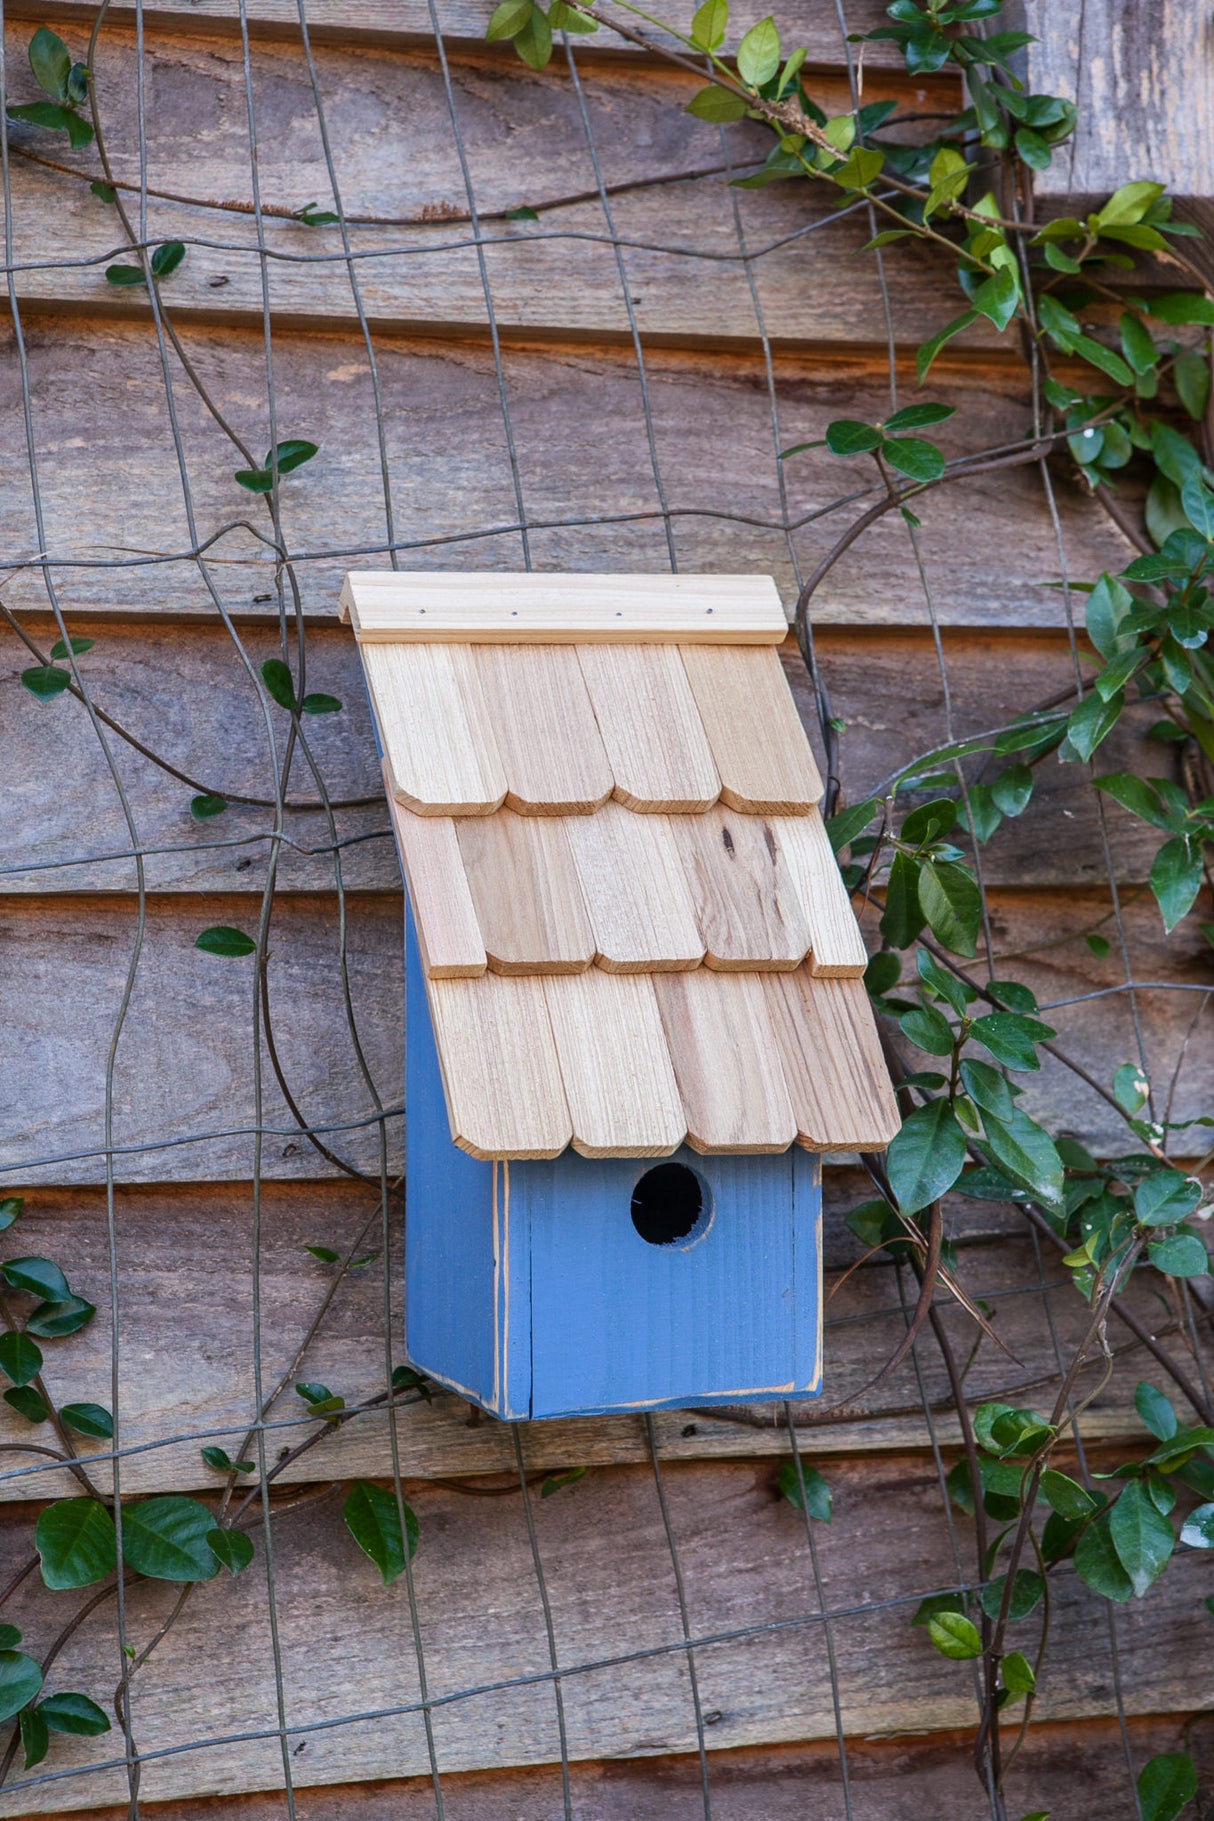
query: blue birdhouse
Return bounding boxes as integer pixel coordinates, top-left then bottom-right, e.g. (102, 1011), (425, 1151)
(345, 570), (898, 1421)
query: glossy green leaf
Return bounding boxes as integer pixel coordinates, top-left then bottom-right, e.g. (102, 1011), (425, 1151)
(777, 1459), (832, 1521)
(20, 1705), (48, 1770)
(28, 27), (72, 100)
(827, 797), (881, 851)
(35, 1498), (118, 1590)
(825, 419), (882, 456)
(300, 692), (342, 715)
(690, 0), (728, 49)
(1147, 292), (1214, 326)
(0, 1628), (21, 1651)
(900, 1004), (955, 1057)
(201, 1446), (255, 1473)
(485, 0), (533, 38)
(886, 1100), (967, 1214)
(513, 6), (554, 68)
(21, 664), (71, 700)
(49, 637), (94, 661)
(686, 84), (749, 122)
(979, 1105), (1064, 1207)
(344, 1480), (419, 1584)
(979, 1569), (1044, 1620)
(880, 851), (925, 948)
(884, 402), (954, 431)
(4, 1387), (49, 1424)
(1040, 1468), (1098, 1519)
(1180, 473), (1214, 539)
(151, 240), (185, 277)
(918, 859), (982, 958)
(1150, 837), (1203, 933)
(0, 1198), (22, 1232)
(260, 658), (297, 710)
(40, 1692), (111, 1736)
(3, 1256), (69, 1299)
(1138, 1753), (1198, 1821)
(736, 15), (780, 86)
(1148, 1232), (1209, 1277)
(883, 435), (946, 483)
(971, 263), (1020, 331)
(1174, 350), (1210, 420)
(190, 794), (227, 820)
(1180, 1503), (1214, 1548)
(1066, 689), (1124, 761)
(1002, 1650), (1036, 1695)
(0, 1332), (43, 1387)
(206, 1527), (255, 1576)
(1073, 1509), (1133, 1601)
(991, 764), (1033, 817)
(195, 926), (256, 957)
(7, 101), (93, 146)
(61, 1403), (114, 1440)
(1135, 1381), (1179, 1442)
(1109, 1481), (1174, 1597)
(105, 263), (146, 286)
(122, 1496), (223, 1582)
(1135, 1172), (1202, 1228)
(25, 1296), (95, 1338)
(0, 1653), (44, 1727)
(927, 1610), (982, 1659)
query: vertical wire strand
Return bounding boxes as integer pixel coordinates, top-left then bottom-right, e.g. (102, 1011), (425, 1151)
(512, 1426), (574, 1820)
(644, 1414), (712, 1820)
(783, 1405), (854, 1820)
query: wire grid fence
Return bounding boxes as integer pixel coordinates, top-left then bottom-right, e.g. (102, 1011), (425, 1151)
(0, 0), (1211, 1814)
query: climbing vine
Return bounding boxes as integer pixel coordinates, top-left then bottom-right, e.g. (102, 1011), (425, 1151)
(1, 0), (1212, 1816)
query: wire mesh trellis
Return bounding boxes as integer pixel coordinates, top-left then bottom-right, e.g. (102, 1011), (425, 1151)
(0, 0), (1212, 1816)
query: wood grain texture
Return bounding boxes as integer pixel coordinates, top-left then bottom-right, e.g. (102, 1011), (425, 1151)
(0, 321), (1133, 628)
(425, 968), (571, 1157)
(22, 0), (903, 62)
(542, 970), (685, 1157)
(578, 641), (722, 813)
(1, 623), (1170, 897)
(1021, 0), (1214, 198)
(680, 646), (823, 814)
(670, 807), (811, 970)
(0, 1456), (1209, 1812)
(364, 643), (506, 815)
(765, 969), (900, 1151)
(387, 794), (486, 977)
(564, 803), (705, 972)
(0, 27), (962, 352)
(0, 1179), (1203, 1503)
(344, 573), (786, 644)
(35, 1715), (1214, 1821)
(472, 644), (613, 815)
(772, 809), (868, 977)
(654, 970), (796, 1153)
(456, 810), (595, 973)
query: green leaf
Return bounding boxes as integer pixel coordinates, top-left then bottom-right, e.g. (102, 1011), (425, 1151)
(3, 1257), (69, 1299)
(26, 1296), (95, 1338)
(540, 1465), (588, 1497)
(4, 1386), (48, 1424)
(344, 1480), (419, 1584)
(1040, 1468), (1098, 1518)
(827, 796), (880, 851)
(916, 309), (980, 382)
(918, 859), (982, 958)
(195, 926), (256, 957)
(20, 1705), (48, 1770)
(122, 1496), (223, 1582)
(901, 797), (957, 845)
(690, 0), (728, 49)
(686, 84), (748, 122)
(234, 465), (273, 493)
(49, 636), (94, 662)
(990, 764), (1033, 817)
(881, 851), (925, 948)
(1174, 350), (1210, 421)
(979, 1569), (1044, 1620)
(1138, 1753), (1198, 1821)
(971, 264), (1020, 332)
(151, 240), (185, 278)
(305, 1246), (340, 1264)
(884, 402), (954, 431)
(736, 15), (780, 86)
(1148, 1232), (1209, 1277)
(513, 5), (554, 68)
(90, 180), (116, 203)
(1109, 1481), (1174, 1597)
(970, 1012), (1054, 1072)
(777, 1458), (832, 1520)
(268, 439), (318, 475)
(1074, 1509), (1133, 1601)
(1180, 1503), (1214, 1548)
(7, 100), (92, 145)
(825, 419), (882, 456)
(1002, 1650), (1036, 1695)
(0, 1628), (21, 1651)
(190, 794), (227, 820)
(886, 1100), (967, 1214)
(201, 1446), (255, 1473)
(21, 664), (71, 700)
(0, 1332), (43, 1387)
(1180, 473), (1214, 539)
(981, 1106), (1064, 1207)
(1097, 181), (1166, 229)
(206, 1527), (255, 1576)
(35, 1498), (118, 1590)
(1135, 1381), (1178, 1442)
(300, 692), (342, 715)
(60, 1403), (114, 1440)
(39, 1692), (111, 1736)
(1150, 836), (1203, 933)
(28, 27), (72, 100)
(1066, 689), (1124, 762)
(261, 657), (297, 710)
(105, 263), (147, 286)
(900, 1003), (955, 1057)
(1093, 774), (1170, 831)
(927, 1611), (982, 1659)
(485, 0), (533, 38)
(0, 1198), (22, 1232)
(833, 147), (885, 191)
(1146, 292), (1214, 327)
(883, 436), (946, 483)
(0, 1653), (43, 1727)
(960, 1059), (1014, 1121)
(1135, 1171), (1202, 1228)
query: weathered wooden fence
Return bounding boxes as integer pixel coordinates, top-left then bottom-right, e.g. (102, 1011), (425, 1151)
(2, 0), (1212, 1814)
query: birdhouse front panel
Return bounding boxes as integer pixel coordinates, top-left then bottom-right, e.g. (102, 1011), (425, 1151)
(348, 572), (899, 1420)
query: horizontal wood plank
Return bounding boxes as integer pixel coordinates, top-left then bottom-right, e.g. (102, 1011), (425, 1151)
(21, 1715), (1214, 1821)
(0, 320), (1131, 628)
(2, 623), (1168, 898)
(0, 1455), (1209, 1812)
(1, 27), (957, 352)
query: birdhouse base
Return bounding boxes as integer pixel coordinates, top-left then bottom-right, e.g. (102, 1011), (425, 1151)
(405, 911), (823, 1421)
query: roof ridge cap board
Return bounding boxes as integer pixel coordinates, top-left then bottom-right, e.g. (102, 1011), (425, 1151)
(340, 569), (789, 643)
(355, 570), (896, 1418)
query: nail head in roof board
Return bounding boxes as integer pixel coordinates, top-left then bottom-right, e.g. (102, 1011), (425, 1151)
(341, 571), (788, 644)
(356, 570), (893, 1420)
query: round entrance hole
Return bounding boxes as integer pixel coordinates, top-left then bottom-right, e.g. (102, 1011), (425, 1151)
(630, 1162), (710, 1248)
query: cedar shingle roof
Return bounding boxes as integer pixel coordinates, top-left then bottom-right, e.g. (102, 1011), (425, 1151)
(344, 572), (899, 1161)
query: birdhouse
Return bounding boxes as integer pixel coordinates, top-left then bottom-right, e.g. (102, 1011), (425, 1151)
(343, 572), (899, 1421)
